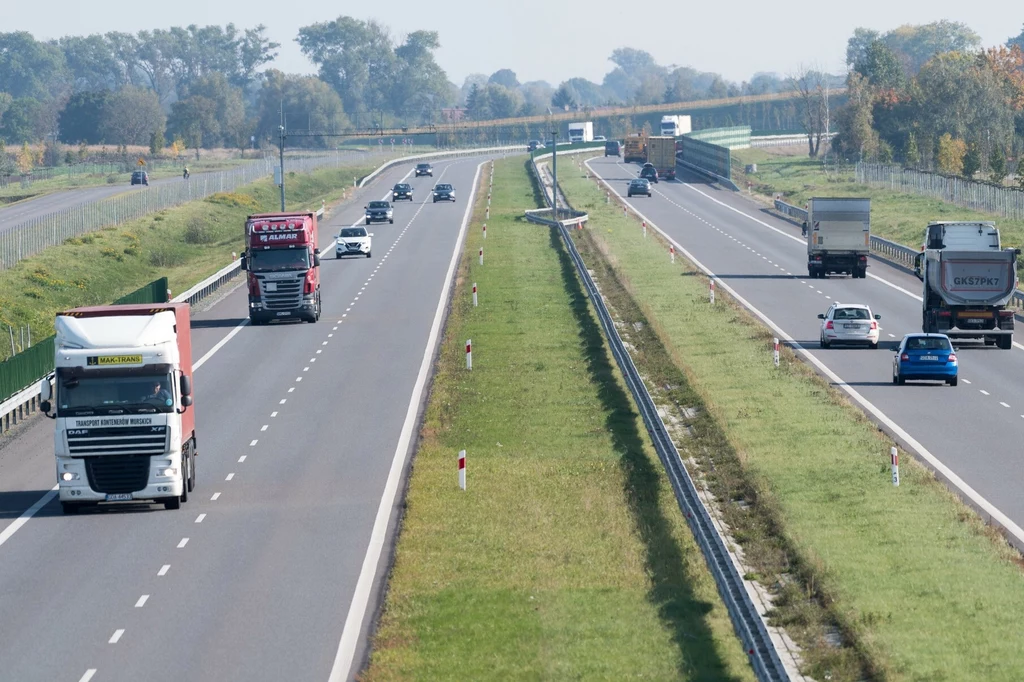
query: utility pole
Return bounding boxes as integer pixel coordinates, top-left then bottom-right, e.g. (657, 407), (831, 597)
(550, 130), (558, 218)
(278, 102), (286, 211)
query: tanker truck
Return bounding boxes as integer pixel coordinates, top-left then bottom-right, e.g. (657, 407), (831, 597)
(914, 221), (1020, 349)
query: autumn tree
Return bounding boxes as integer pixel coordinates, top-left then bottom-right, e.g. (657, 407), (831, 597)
(936, 133), (966, 174)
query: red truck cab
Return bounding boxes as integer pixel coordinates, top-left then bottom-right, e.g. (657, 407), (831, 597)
(241, 211), (321, 324)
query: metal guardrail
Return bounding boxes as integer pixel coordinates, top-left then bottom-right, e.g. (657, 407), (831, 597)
(751, 133), (836, 148)
(772, 198), (1024, 310)
(531, 154), (789, 681)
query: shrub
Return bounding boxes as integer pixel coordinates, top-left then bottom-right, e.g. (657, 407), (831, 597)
(184, 216), (214, 244)
(149, 244), (187, 267)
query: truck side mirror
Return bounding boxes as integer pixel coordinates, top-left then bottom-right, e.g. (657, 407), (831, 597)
(180, 396), (193, 408)
(180, 374), (192, 397)
(40, 377), (52, 401)
(239, 254), (247, 271)
(314, 253), (321, 266)
(40, 400), (52, 415)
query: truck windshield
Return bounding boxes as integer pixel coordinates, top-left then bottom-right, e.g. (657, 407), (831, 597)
(249, 248), (310, 272)
(58, 373), (175, 416)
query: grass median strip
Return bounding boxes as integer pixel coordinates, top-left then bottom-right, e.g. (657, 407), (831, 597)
(0, 163), (375, 359)
(365, 158), (757, 681)
(559, 162), (1024, 681)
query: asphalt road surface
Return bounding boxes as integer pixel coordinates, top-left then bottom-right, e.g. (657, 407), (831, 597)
(589, 155), (1024, 545)
(0, 154), (487, 681)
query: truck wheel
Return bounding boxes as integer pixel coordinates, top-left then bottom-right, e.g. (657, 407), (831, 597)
(389, 219), (394, 224)
(180, 456), (189, 503)
(187, 444), (196, 493)
(998, 335), (1013, 350)
(366, 252), (372, 258)
(61, 502), (80, 515)
(164, 496), (181, 510)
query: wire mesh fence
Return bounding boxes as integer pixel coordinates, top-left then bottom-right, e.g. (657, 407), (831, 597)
(0, 151), (362, 271)
(856, 163), (1024, 221)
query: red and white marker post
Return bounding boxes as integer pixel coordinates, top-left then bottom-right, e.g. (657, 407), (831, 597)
(642, 221), (647, 238)
(472, 283), (478, 307)
(773, 338), (780, 367)
(479, 247), (484, 265)
(458, 449), (466, 490)
(466, 340), (472, 370)
(709, 279), (715, 304)
(670, 245), (675, 263)
(890, 447), (900, 487)
(483, 223), (487, 239)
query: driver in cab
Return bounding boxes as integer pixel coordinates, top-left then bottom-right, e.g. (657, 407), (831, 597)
(145, 380), (173, 405)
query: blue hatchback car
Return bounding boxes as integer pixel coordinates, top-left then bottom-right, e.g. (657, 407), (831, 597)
(892, 333), (958, 386)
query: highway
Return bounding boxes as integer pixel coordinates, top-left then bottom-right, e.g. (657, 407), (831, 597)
(0, 155), (485, 681)
(588, 156), (1024, 543)
(0, 153), (362, 237)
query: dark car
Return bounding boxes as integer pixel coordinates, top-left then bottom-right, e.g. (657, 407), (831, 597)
(640, 165), (659, 183)
(432, 183), (456, 203)
(392, 183), (414, 201)
(131, 170), (149, 186)
(604, 141), (621, 157)
(365, 200), (394, 224)
(627, 178), (652, 197)
(414, 163), (433, 177)
(527, 140), (545, 152)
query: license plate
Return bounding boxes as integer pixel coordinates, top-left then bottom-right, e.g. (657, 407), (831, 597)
(105, 493), (133, 501)
(276, 311), (290, 317)
(966, 318), (985, 324)
(921, 355), (938, 361)
(843, 323), (859, 329)
(265, 282), (278, 292)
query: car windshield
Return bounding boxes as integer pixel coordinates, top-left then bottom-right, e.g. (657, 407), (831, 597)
(394, 184), (410, 191)
(417, 164), (430, 169)
(834, 308), (870, 320)
(340, 228), (367, 238)
(57, 371), (174, 416)
(905, 337), (952, 351)
(249, 248), (310, 272)
(368, 201), (390, 209)
(436, 185), (452, 191)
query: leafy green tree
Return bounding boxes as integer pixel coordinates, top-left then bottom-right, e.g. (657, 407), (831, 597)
(58, 34), (121, 92)
(854, 41), (906, 89)
(961, 143), (981, 178)
(936, 133), (966, 174)
(905, 132), (920, 166)
(883, 21), (981, 74)
(487, 69), (519, 89)
(0, 32), (70, 100)
(846, 27), (882, 66)
(255, 70), (348, 147)
(390, 31), (453, 122)
(99, 86), (165, 146)
(172, 72), (247, 148)
(58, 91), (109, 144)
(1009, 24), (1024, 50)
(149, 129), (165, 155)
(0, 98), (50, 144)
(551, 83), (577, 111)
(989, 146), (1007, 183)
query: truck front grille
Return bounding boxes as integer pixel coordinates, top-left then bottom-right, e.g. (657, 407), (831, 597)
(259, 277), (304, 310)
(85, 455), (151, 494)
(67, 426), (167, 455)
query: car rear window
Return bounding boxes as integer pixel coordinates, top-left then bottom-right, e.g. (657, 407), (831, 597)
(906, 337), (952, 351)
(834, 308), (870, 320)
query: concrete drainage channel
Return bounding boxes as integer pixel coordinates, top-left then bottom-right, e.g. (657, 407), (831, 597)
(0, 145), (524, 434)
(527, 153), (792, 681)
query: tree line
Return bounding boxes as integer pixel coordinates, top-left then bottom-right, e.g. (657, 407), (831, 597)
(832, 20), (1024, 184)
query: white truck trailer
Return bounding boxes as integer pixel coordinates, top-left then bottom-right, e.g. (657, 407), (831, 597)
(567, 121), (594, 143)
(806, 197), (871, 279)
(660, 115), (691, 137)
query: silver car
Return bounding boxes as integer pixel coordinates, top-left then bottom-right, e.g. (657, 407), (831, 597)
(818, 303), (881, 348)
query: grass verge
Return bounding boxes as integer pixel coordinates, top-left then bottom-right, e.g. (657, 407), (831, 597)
(0, 163), (376, 360)
(732, 147), (1024, 253)
(364, 158), (757, 681)
(558, 161), (1024, 681)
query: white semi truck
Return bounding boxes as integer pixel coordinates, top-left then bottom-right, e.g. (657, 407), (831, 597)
(660, 115), (691, 137)
(567, 121), (594, 143)
(806, 197), (871, 279)
(40, 303), (197, 514)
(914, 221), (1019, 349)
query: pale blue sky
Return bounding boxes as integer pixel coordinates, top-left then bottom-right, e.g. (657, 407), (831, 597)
(6, 0), (1022, 85)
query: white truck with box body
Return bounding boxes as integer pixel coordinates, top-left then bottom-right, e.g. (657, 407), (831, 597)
(914, 221), (1019, 349)
(40, 303), (197, 514)
(806, 197), (871, 279)
(660, 115), (691, 137)
(567, 121), (594, 143)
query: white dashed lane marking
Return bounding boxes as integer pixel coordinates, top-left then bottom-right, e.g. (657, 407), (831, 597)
(158, 565), (170, 576)
(108, 629), (124, 644)
(135, 595), (149, 608)
(177, 538), (188, 548)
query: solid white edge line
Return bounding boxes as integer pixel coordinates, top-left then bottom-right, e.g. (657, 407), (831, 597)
(79, 669), (97, 682)
(0, 487), (58, 549)
(586, 158), (1024, 547)
(327, 159), (486, 682)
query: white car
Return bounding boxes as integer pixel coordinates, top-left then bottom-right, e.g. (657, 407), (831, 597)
(336, 227), (373, 259)
(593, 135), (607, 142)
(818, 302), (881, 348)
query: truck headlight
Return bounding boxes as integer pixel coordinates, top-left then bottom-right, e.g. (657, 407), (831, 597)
(160, 467), (178, 477)
(62, 472), (80, 481)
